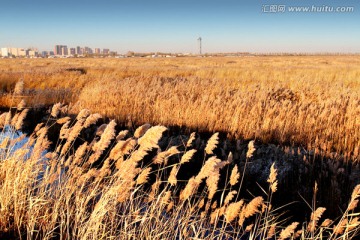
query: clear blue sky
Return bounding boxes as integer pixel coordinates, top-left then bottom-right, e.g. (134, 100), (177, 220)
(0, 0), (359, 53)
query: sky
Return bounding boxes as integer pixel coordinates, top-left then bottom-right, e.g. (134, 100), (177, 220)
(0, 0), (359, 53)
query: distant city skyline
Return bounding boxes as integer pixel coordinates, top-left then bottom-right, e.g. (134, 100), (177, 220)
(0, 0), (359, 53)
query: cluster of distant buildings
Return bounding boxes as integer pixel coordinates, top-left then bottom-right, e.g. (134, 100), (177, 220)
(0, 45), (116, 58)
(1, 47), (39, 58)
(53, 45), (115, 57)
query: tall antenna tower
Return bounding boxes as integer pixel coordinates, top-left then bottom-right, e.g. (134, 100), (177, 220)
(197, 37), (202, 55)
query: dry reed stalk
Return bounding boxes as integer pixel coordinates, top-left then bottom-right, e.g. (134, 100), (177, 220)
(347, 217), (360, 231)
(168, 165), (179, 186)
(96, 159), (112, 180)
(64, 155), (73, 167)
(13, 80), (24, 95)
(56, 116), (71, 124)
(17, 99), (26, 110)
(95, 124), (107, 136)
(4, 111), (11, 126)
(180, 177), (199, 201)
(116, 130), (129, 141)
(166, 201), (174, 212)
(15, 109), (28, 130)
(32, 127), (51, 161)
(206, 169), (221, 200)
(245, 224), (254, 232)
(195, 156), (227, 199)
(147, 177), (161, 202)
(267, 162), (278, 193)
(73, 142), (88, 165)
(51, 103), (62, 118)
(205, 132), (219, 155)
(0, 137), (10, 149)
(351, 184), (360, 201)
(92, 120), (117, 152)
(186, 132), (196, 147)
(180, 149), (197, 164)
(10, 113), (19, 126)
(83, 113), (102, 128)
(224, 190), (237, 206)
(136, 167), (152, 185)
(0, 112), (7, 127)
(279, 222), (299, 240)
(224, 200), (244, 223)
(333, 218), (348, 235)
(137, 126), (167, 151)
(244, 196), (264, 218)
(10, 134), (26, 146)
(348, 200), (359, 211)
(76, 109), (91, 122)
(59, 121), (70, 139)
(198, 198), (205, 209)
(320, 219), (333, 227)
(109, 138), (137, 161)
(229, 165), (240, 186)
(308, 207), (326, 232)
(60, 110), (92, 155)
(128, 149), (148, 163)
(195, 156), (221, 183)
(227, 151), (233, 164)
(60, 120), (84, 155)
(238, 204), (247, 226)
(246, 140), (256, 158)
(134, 123), (152, 138)
(152, 146), (179, 165)
(267, 224), (276, 239)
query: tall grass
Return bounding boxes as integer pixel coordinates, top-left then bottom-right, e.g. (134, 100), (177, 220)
(0, 105), (359, 239)
(0, 56), (358, 162)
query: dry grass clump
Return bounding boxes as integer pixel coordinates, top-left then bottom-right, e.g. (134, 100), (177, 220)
(0, 105), (359, 239)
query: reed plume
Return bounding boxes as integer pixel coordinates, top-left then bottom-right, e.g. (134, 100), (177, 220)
(205, 132), (219, 155)
(308, 207), (326, 232)
(246, 140), (256, 158)
(83, 113), (102, 128)
(267, 162), (278, 193)
(17, 99), (26, 110)
(15, 109), (28, 130)
(224, 200), (244, 223)
(13, 79), (24, 95)
(134, 123), (151, 138)
(51, 103), (62, 118)
(229, 165), (240, 186)
(180, 149), (196, 164)
(279, 222), (299, 240)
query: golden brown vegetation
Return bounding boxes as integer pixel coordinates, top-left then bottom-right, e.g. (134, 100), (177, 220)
(0, 106), (359, 239)
(0, 56), (359, 162)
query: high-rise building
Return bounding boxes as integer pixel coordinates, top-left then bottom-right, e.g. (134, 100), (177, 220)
(61, 46), (68, 56)
(28, 50), (37, 57)
(70, 48), (76, 55)
(76, 46), (82, 55)
(54, 45), (68, 55)
(84, 47), (93, 54)
(103, 48), (110, 55)
(1, 48), (9, 57)
(95, 48), (100, 54)
(54, 45), (62, 55)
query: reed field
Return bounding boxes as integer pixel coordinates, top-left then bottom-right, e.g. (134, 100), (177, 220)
(0, 56), (359, 160)
(0, 56), (359, 239)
